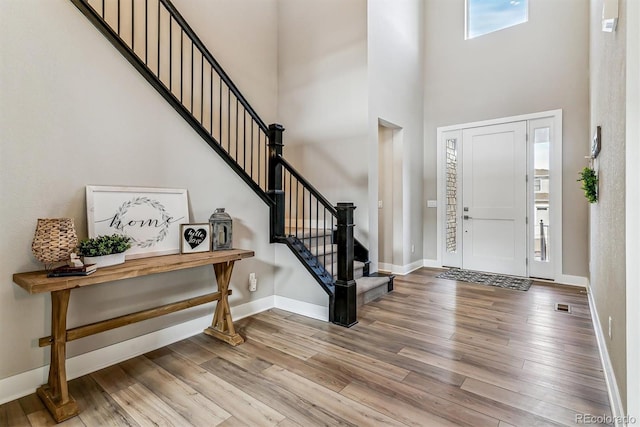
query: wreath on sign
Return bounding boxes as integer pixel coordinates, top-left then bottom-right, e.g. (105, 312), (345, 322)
(114, 197), (171, 248)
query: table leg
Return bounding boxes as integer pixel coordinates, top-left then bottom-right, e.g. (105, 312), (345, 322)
(203, 261), (244, 346)
(37, 289), (79, 422)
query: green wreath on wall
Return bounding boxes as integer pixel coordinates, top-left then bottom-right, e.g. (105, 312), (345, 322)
(578, 167), (598, 203)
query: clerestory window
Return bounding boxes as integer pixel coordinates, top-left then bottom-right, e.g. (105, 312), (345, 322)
(466, 0), (528, 39)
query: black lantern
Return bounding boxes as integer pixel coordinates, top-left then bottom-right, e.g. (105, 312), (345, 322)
(209, 208), (232, 250)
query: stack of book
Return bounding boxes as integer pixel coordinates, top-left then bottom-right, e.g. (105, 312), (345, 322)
(47, 263), (98, 278)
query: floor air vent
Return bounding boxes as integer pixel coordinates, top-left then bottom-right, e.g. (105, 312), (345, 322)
(555, 303), (571, 313)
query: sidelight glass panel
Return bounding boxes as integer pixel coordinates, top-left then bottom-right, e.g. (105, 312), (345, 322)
(446, 138), (458, 253)
(533, 127), (550, 262)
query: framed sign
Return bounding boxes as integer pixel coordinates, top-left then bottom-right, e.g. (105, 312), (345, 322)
(86, 186), (189, 259)
(180, 224), (211, 254)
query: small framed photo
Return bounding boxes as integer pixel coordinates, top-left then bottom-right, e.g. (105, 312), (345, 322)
(180, 223), (211, 254)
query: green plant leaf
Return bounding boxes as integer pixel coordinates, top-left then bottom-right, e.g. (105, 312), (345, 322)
(578, 167), (598, 203)
(77, 234), (132, 256)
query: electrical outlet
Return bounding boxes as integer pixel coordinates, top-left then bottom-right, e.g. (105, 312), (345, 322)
(378, 200), (383, 209)
(608, 316), (612, 339)
(249, 273), (257, 292)
(411, 244), (415, 253)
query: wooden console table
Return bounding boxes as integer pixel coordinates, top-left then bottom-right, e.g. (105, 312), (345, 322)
(12, 249), (254, 423)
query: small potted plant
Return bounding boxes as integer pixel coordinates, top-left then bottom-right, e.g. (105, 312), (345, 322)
(578, 167), (598, 203)
(77, 234), (132, 268)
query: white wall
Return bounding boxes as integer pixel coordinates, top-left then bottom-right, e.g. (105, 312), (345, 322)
(0, 0), (277, 382)
(377, 125), (394, 265)
(589, 0), (628, 409)
(423, 0), (590, 279)
(275, 0), (425, 282)
(626, 0), (640, 417)
(277, 0), (368, 238)
(368, 0), (424, 273)
(274, 0), (368, 301)
(274, 245), (329, 312)
(171, 0), (278, 124)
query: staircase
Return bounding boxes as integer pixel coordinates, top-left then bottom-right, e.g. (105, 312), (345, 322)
(285, 229), (394, 309)
(69, 0), (392, 325)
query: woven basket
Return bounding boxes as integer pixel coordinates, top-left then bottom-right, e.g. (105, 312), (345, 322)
(31, 218), (78, 265)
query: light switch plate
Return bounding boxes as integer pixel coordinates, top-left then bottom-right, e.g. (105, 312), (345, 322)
(427, 200), (437, 208)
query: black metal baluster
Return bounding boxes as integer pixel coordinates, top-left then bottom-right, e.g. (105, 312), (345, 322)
(102, 0), (105, 19)
(257, 131), (261, 188)
(323, 208), (327, 268)
(316, 198), (319, 263)
(169, 16), (172, 92)
(190, 41), (193, 113)
(305, 188), (309, 245)
(117, 0), (121, 35)
(227, 87), (231, 153)
(282, 170), (287, 230)
(331, 215), (335, 278)
(308, 187), (312, 249)
(289, 170), (292, 236)
(180, 30), (183, 102)
(131, 0), (134, 51)
(296, 182), (304, 237)
(144, 0), (147, 65)
(219, 76), (222, 143)
(243, 110), (247, 170)
(235, 99), (239, 162)
(157, 1), (160, 79)
(210, 68), (213, 135)
(250, 121), (254, 179)
(200, 51), (203, 124)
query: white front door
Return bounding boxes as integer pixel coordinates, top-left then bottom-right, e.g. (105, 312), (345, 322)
(462, 122), (527, 276)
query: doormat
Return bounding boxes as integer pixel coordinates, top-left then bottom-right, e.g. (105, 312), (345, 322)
(436, 268), (533, 291)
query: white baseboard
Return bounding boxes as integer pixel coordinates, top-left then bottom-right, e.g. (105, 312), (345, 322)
(587, 287), (625, 426)
(231, 295), (276, 320)
(0, 296), (275, 405)
(422, 259), (442, 269)
(274, 296), (328, 321)
(557, 274), (589, 288)
(378, 259), (425, 275)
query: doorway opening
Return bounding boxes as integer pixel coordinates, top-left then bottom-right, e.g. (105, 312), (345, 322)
(378, 120), (404, 273)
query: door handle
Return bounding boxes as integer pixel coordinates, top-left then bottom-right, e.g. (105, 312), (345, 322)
(463, 215), (472, 220)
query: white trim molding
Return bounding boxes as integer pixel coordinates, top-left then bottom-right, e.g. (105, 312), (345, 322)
(0, 314), (213, 405)
(587, 287), (625, 426)
(378, 259), (424, 275)
(274, 296), (328, 321)
(422, 259), (442, 269)
(556, 274), (589, 288)
(436, 109), (563, 281)
(0, 296), (276, 405)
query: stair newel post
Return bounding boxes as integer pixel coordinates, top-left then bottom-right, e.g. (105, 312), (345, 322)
(333, 202), (357, 327)
(268, 123), (286, 242)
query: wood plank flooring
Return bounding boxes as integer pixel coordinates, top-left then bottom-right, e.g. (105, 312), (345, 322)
(0, 268), (611, 426)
